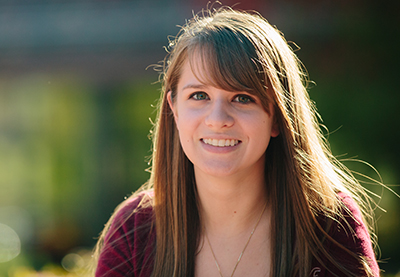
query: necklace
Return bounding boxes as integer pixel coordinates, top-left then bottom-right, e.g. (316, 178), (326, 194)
(204, 203), (267, 277)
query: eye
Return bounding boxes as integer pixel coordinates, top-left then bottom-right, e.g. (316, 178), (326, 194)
(233, 94), (254, 104)
(190, 92), (209, 100)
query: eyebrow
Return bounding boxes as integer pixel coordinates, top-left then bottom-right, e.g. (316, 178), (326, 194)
(182, 83), (208, 91)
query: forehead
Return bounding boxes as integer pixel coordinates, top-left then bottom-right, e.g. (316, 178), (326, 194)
(186, 51), (214, 85)
(178, 52), (243, 93)
(173, 48), (272, 113)
(183, 46), (253, 93)
(177, 59), (203, 90)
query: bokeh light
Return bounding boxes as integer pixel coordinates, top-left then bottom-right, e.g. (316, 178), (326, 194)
(0, 223), (21, 263)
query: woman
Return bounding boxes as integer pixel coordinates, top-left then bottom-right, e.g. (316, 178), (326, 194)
(94, 7), (379, 277)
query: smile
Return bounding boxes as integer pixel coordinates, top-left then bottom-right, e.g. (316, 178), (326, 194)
(202, 138), (240, 147)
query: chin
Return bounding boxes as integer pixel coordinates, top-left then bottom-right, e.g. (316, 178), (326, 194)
(195, 163), (239, 178)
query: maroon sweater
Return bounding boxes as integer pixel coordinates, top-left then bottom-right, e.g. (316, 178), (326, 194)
(96, 192), (379, 276)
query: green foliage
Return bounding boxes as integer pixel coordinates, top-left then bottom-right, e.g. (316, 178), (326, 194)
(0, 75), (159, 275)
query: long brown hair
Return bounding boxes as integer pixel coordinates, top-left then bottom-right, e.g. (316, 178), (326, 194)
(94, 7), (376, 277)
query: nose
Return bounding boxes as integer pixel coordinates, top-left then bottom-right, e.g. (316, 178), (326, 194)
(204, 99), (234, 129)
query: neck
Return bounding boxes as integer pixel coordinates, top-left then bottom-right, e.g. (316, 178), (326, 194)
(195, 167), (268, 237)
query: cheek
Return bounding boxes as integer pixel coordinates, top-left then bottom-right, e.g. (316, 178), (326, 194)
(175, 115), (194, 142)
(175, 119), (196, 163)
(176, 106), (201, 129)
(249, 115), (274, 143)
(175, 108), (204, 152)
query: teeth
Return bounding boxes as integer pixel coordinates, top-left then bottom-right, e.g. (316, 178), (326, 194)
(203, 138), (239, 147)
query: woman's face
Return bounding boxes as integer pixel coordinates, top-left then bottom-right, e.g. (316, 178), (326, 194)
(168, 56), (279, 179)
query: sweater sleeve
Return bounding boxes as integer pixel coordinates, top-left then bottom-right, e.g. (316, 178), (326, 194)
(95, 194), (155, 277)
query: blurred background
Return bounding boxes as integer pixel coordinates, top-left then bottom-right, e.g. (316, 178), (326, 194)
(0, 0), (398, 276)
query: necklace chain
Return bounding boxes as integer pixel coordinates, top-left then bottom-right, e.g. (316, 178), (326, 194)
(204, 203), (267, 277)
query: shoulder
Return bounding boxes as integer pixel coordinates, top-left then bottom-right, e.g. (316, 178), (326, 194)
(335, 192), (374, 256)
(312, 192), (379, 276)
(96, 191), (155, 277)
(337, 192), (379, 275)
(104, 190), (155, 252)
(108, 191), (155, 236)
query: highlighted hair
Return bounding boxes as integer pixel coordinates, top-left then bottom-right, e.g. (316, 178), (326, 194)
(94, 7), (377, 277)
